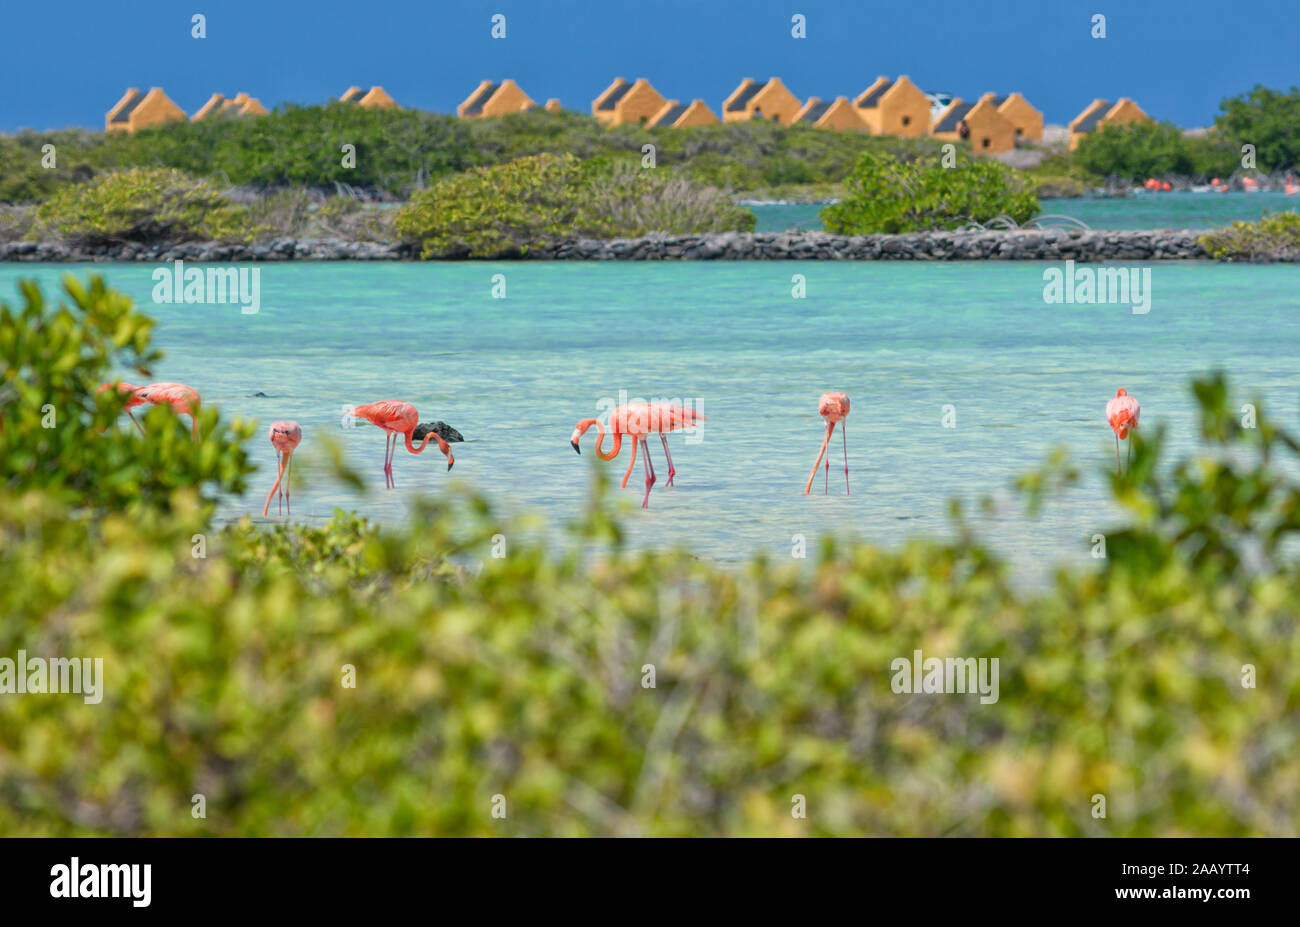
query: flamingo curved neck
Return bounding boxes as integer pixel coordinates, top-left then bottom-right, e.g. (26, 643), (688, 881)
(591, 420), (621, 460)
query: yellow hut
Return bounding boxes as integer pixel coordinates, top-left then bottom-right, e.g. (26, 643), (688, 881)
(105, 87), (186, 133)
(647, 99), (720, 128)
(992, 92), (1042, 142)
(853, 76), (930, 137)
(722, 78), (802, 125)
(1068, 98), (1150, 149)
(458, 79), (537, 118)
(340, 86), (398, 109)
(930, 96), (1016, 154)
(193, 92), (267, 120)
(544, 98), (563, 113)
(793, 96), (866, 131)
(592, 78), (668, 126)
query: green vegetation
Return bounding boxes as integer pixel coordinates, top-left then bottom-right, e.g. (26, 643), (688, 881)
(1069, 85), (1300, 181)
(0, 106), (946, 206)
(394, 153), (753, 258)
(1022, 151), (1100, 198)
(2, 275), (1298, 836)
(33, 167), (252, 244)
(0, 275), (255, 513)
(1198, 211), (1300, 261)
(821, 152), (1040, 233)
(1214, 84), (1300, 173)
(1074, 121), (1238, 182)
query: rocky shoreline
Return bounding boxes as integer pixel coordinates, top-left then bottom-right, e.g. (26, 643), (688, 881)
(0, 228), (1257, 263)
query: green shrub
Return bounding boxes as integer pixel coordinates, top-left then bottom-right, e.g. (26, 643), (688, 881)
(1198, 211), (1300, 261)
(33, 168), (251, 244)
(1214, 84), (1300, 172)
(2, 277), (1298, 837)
(394, 153), (751, 258)
(1073, 121), (1238, 181)
(0, 274), (255, 514)
(6, 106), (951, 207)
(821, 151), (1040, 233)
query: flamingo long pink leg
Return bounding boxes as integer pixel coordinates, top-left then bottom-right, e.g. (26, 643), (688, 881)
(284, 452), (292, 515)
(127, 410), (145, 436)
(804, 423), (834, 495)
(640, 434), (657, 509)
(841, 421), (850, 495)
(825, 422), (832, 494)
(384, 432), (394, 489)
(621, 435), (639, 489)
(262, 449), (286, 518)
(660, 435), (676, 487)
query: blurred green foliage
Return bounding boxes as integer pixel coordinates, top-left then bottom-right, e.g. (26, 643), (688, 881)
(821, 151), (1040, 233)
(0, 275), (255, 513)
(1074, 121), (1238, 182)
(394, 153), (753, 258)
(1, 277), (1297, 836)
(33, 168), (252, 245)
(1198, 211), (1300, 261)
(1213, 84), (1300, 172)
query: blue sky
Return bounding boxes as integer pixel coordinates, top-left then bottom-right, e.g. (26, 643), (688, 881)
(4, 0), (1297, 132)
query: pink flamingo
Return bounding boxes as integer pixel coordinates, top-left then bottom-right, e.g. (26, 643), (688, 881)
(570, 401), (705, 509)
(99, 381), (201, 440)
(1106, 388), (1140, 474)
(97, 381), (147, 434)
(350, 400), (454, 489)
(1285, 175), (1298, 196)
(804, 392), (851, 495)
(262, 421), (303, 517)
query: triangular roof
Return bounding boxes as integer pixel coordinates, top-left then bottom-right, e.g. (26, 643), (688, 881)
(191, 93), (226, 121)
(725, 79), (764, 112)
(795, 98), (831, 123)
(932, 100), (974, 133)
(651, 101), (690, 126)
(596, 78), (632, 111)
(1075, 101), (1112, 132)
(109, 88), (144, 124)
(462, 81), (500, 116)
(340, 86), (366, 103)
(856, 79), (894, 109)
(1070, 98), (1112, 132)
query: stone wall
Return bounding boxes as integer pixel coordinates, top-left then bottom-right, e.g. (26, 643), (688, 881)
(0, 229), (1239, 263)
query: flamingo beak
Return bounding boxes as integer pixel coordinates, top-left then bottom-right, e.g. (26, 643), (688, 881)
(571, 440), (581, 455)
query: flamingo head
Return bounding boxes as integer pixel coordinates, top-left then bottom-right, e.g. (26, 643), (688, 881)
(1116, 388), (1127, 397)
(570, 419), (597, 454)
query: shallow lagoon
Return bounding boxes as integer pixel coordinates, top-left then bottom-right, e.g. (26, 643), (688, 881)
(4, 260), (1297, 577)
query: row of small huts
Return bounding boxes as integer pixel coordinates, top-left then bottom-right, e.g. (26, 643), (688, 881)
(106, 80), (1149, 153)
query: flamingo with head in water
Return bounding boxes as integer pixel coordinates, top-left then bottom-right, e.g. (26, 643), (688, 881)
(570, 400), (705, 509)
(1106, 388), (1140, 474)
(99, 381), (201, 440)
(804, 392), (850, 495)
(350, 400), (454, 488)
(262, 420), (302, 517)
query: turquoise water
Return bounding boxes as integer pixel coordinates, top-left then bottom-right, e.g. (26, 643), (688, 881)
(751, 191), (1299, 232)
(4, 261), (1298, 577)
